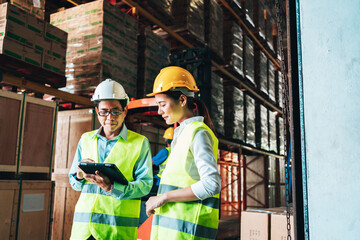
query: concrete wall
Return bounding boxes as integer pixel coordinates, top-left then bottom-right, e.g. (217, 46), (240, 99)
(298, 0), (360, 239)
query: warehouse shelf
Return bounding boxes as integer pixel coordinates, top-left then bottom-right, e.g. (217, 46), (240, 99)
(0, 71), (94, 107)
(121, 0), (283, 115)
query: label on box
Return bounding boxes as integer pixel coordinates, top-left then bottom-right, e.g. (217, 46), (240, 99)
(22, 193), (44, 212)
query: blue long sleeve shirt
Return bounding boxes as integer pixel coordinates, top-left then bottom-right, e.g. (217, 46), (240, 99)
(69, 124), (153, 200)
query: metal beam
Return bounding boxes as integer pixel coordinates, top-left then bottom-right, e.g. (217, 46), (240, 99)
(0, 72), (94, 107)
(121, 0), (283, 114)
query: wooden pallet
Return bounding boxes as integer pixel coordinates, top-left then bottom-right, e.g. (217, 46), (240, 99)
(0, 54), (66, 88)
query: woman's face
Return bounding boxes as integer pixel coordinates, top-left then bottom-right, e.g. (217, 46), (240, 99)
(155, 93), (184, 125)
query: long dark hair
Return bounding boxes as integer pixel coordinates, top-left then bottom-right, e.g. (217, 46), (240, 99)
(163, 91), (216, 135)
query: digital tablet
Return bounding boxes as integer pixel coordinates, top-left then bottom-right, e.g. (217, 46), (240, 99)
(78, 162), (128, 185)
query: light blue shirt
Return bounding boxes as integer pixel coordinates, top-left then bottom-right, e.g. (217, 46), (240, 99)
(172, 116), (221, 200)
(69, 124), (153, 200)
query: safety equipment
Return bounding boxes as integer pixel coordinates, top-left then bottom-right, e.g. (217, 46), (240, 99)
(91, 79), (129, 105)
(70, 129), (146, 240)
(146, 66), (199, 96)
(151, 121), (219, 240)
(157, 147), (170, 179)
(163, 127), (174, 140)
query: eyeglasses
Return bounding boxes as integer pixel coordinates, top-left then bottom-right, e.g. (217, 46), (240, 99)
(98, 109), (123, 117)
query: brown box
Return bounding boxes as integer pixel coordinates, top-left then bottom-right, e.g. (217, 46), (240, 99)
(0, 180), (53, 240)
(241, 210), (270, 240)
(270, 212), (294, 240)
(0, 37), (24, 60)
(9, 0), (45, 20)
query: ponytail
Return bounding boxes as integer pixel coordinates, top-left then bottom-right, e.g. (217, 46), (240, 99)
(163, 91), (217, 135)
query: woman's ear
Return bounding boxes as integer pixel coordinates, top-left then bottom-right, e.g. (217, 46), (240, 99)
(179, 94), (187, 107)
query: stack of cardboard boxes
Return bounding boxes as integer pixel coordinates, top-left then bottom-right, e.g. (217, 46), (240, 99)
(241, 208), (295, 240)
(0, 2), (67, 75)
(50, 0), (138, 97)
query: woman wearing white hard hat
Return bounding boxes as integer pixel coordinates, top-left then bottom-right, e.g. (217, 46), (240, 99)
(145, 67), (221, 240)
(69, 79), (153, 240)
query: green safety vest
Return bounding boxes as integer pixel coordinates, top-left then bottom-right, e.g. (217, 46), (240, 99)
(151, 121), (220, 240)
(156, 147), (170, 178)
(70, 129), (145, 240)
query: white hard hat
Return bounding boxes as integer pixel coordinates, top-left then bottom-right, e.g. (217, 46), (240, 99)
(91, 79), (129, 105)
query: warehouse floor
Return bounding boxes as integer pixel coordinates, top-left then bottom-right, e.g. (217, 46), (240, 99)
(217, 208), (240, 240)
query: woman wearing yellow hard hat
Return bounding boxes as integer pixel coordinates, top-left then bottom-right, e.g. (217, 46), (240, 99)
(145, 66), (221, 240)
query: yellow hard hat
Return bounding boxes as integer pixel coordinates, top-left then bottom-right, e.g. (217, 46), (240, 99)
(146, 66), (199, 97)
(163, 127), (174, 140)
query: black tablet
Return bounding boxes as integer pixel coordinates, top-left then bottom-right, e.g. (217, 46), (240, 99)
(78, 162), (128, 185)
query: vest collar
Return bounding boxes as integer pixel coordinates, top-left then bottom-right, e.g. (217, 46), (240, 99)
(173, 116), (204, 146)
(91, 124), (128, 142)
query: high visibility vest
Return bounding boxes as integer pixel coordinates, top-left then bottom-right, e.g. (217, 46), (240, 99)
(70, 129), (145, 240)
(151, 121), (219, 240)
(156, 147), (170, 179)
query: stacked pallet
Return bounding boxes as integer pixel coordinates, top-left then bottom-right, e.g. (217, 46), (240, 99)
(260, 105), (269, 150)
(224, 85), (244, 142)
(269, 110), (277, 152)
(244, 35), (255, 84)
(2, 0), (45, 20)
(268, 60), (276, 102)
(223, 20), (244, 77)
(50, 0), (138, 97)
(259, 50), (268, 94)
(245, 94), (256, 147)
(206, 0), (223, 59)
(210, 73), (225, 136)
(172, 0), (205, 43)
(0, 2), (67, 77)
(138, 27), (170, 98)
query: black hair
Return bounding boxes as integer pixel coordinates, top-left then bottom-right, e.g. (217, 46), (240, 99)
(94, 99), (128, 110)
(163, 91), (216, 135)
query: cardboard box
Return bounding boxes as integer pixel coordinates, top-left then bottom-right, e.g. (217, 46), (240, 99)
(0, 37), (23, 60)
(27, 13), (44, 36)
(45, 22), (67, 45)
(241, 210), (270, 240)
(270, 213), (294, 240)
(9, 0), (45, 20)
(23, 45), (41, 67)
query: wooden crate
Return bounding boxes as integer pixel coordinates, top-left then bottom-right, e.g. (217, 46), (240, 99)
(51, 108), (98, 240)
(0, 180), (53, 240)
(53, 108), (99, 175)
(19, 96), (57, 175)
(0, 90), (23, 172)
(0, 90), (57, 177)
(51, 174), (80, 240)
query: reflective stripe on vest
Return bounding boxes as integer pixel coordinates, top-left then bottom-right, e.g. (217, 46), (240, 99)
(157, 147), (170, 178)
(71, 129), (145, 240)
(151, 121), (219, 240)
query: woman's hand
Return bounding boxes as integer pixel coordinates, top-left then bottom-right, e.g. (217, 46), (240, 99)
(145, 194), (168, 216)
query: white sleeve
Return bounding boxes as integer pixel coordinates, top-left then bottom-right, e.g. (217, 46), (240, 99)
(190, 130), (221, 200)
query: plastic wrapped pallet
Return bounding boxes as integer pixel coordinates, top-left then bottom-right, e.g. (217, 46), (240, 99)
(223, 20), (243, 76)
(224, 85), (244, 141)
(279, 117), (284, 155)
(260, 105), (268, 150)
(244, 35), (255, 84)
(138, 28), (170, 98)
(269, 110), (277, 152)
(50, 0), (138, 97)
(245, 94), (256, 146)
(172, 0), (204, 43)
(210, 73), (224, 136)
(141, 0), (173, 23)
(265, 9), (274, 51)
(257, 0), (266, 40)
(259, 50), (267, 94)
(244, 0), (254, 27)
(207, 0), (223, 58)
(278, 71), (283, 108)
(268, 60), (275, 102)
